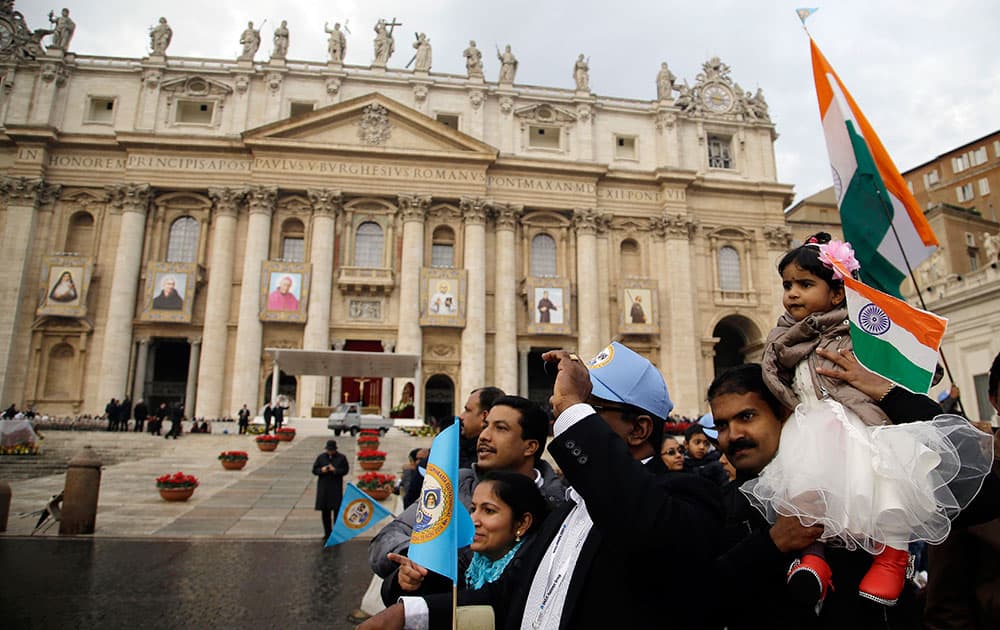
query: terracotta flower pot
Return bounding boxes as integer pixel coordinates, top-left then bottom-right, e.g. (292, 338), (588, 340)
(276, 432), (294, 442)
(221, 459), (247, 470)
(364, 486), (392, 501)
(360, 459), (385, 471)
(357, 439), (379, 450)
(159, 487), (195, 502)
(256, 441), (278, 452)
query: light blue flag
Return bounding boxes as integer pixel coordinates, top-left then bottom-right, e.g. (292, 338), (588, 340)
(325, 482), (394, 547)
(407, 422), (475, 582)
(796, 7), (819, 24)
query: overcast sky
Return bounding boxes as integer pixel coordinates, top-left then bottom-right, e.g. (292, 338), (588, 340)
(17, 0), (1000, 203)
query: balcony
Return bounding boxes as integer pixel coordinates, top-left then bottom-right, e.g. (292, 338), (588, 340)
(336, 266), (395, 296)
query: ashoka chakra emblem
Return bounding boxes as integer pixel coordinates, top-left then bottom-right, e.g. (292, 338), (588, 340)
(858, 303), (891, 336)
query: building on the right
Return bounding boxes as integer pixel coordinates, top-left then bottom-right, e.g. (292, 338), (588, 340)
(786, 129), (1000, 425)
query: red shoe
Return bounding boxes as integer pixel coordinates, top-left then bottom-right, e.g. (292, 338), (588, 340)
(858, 547), (910, 606)
(787, 554), (834, 614)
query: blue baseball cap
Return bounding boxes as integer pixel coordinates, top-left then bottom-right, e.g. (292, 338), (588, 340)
(585, 342), (672, 419)
(697, 412), (718, 440)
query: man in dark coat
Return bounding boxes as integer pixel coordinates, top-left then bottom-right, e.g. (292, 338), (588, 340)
(165, 402), (183, 439)
(262, 402), (273, 435)
(133, 399), (148, 433)
(119, 397), (131, 431)
(105, 398), (118, 431)
(237, 404), (251, 435)
(707, 357), (949, 629)
(273, 402), (285, 431)
(313, 439), (349, 540)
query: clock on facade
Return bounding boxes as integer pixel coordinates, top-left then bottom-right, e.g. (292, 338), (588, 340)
(701, 83), (734, 114)
(0, 18), (16, 52)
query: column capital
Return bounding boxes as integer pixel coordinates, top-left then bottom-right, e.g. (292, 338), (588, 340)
(332, 339), (346, 351)
(383, 340), (396, 353)
(397, 194), (431, 222)
(247, 186), (278, 216)
(308, 188), (344, 217)
(460, 197), (489, 225)
(188, 337), (203, 346)
(763, 224), (792, 250)
(572, 207), (600, 234)
(208, 187), (248, 218)
(491, 203), (523, 230)
(107, 183), (152, 217)
(651, 212), (698, 240)
(0, 176), (61, 208)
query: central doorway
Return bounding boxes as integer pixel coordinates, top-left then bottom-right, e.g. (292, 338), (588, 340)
(424, 374), (455, 427)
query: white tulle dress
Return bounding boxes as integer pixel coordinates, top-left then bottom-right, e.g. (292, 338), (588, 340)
(741, 361), (994, 554)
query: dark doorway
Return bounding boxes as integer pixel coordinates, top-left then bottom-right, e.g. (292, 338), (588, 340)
(526, 349), (557, 409)
(424, 374), (455, 428)
(148, 338), (189, 411)
(712, 316), (758, 377)
(264, 370), (298, 407)
(341, 339), (384, 410)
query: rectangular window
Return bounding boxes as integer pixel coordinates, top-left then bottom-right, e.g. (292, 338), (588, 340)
(952, 153), (970, 173)
(176, 100), (214, 125)
(956, 183), (974, 203)
(431, 244), (454, 268)
(924, 170), (940, 186)
(969, 252), (979, 271)
(972, 146), (988, 166)
(980, 178), (991, 195)
(528, 125), (561, 150)
(289, 102), (314, 118)
(436, 113), (460, 130)
(708, 135), (733, 169)
(614, 135), (637, 160)
(281, 237), (305, 262)
(906, 180), (914, 193)
(84, 97), (116, 124)
(994, 140), (1000, 159)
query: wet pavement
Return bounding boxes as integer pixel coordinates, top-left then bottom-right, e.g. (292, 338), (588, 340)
(0, 537), (371, 629)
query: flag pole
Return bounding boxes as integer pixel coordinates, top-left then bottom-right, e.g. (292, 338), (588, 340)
(867, 176), (965, 413)
(452, 583), (458, 630)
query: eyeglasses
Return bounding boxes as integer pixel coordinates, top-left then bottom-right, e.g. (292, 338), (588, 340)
(661, 448), (679, 456)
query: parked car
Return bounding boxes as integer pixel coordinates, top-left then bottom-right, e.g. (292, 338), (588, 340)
(327, 402), (392, 436)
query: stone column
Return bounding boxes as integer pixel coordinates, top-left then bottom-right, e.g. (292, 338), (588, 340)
(573, 208), (601, 359)
(394, 195), (429, 416)
(654, 213), (699, 417)
(381, 341), (395, 417)
(492, 203), (521, 394)
(298, 189), (342, 416)
(460, 197), (488, 402)
(132, 338), (150, 403)
(330, 339), (345, 405)
(98, 184), (152, 405)
(196, 188), (246, 418)
(230, 186), (277, 412)
(596, 216), (612, 346)
(184, 338), (201, 418)
(518, 346), (529, 397)
(271, 360), (280, 403)
(0, 177), (60, 403)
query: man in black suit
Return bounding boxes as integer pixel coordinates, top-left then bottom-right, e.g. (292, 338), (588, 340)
(313, 439), (350, 540)
(364, 342), (722, 629)
(133, 399), (148, 433)
(262, 401), (273, 435)
(273, 401), (285, 431)
(237, 404), (251, 435)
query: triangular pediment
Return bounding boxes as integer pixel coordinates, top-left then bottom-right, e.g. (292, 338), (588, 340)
(243, 93), (497, 161)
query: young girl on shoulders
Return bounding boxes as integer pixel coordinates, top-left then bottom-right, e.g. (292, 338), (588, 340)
(746, 232), (992, 611)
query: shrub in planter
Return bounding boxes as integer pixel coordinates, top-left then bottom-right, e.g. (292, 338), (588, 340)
(218, 450), (249, 470)
(357, 448), (387, 470)
(156, 472), (199, 501)
(255, 434), (280, 451)
(276, 427), (296, 442)
(357, 472), (396, 500)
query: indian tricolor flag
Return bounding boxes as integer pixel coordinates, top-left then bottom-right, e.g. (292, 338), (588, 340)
(811, 38), (938, 298)
(842, 271), (947, 394)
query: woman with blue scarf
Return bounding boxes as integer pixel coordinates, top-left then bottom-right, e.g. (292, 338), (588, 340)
(380, 471), (549, 603)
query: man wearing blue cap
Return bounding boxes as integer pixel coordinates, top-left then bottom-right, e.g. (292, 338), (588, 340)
(370, 342), (723, 629)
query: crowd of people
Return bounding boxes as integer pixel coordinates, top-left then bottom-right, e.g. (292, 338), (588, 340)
(357, 234), (1000, 630)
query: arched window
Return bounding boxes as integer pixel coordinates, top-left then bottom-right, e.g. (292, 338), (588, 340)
(166, 216), (199, 262)
(431, 225), (455, 268)
(718, 246), (742, 291)
(281, 218), (305, 262)
(44, 343), (75, 398)
(620, 238), (641, 277)
(531, 233), (557, 277)
(65, 211), (95, 255)
(354, 221), (384, 268)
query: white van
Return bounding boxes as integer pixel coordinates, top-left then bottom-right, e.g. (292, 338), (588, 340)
(327, 402), (392, 436)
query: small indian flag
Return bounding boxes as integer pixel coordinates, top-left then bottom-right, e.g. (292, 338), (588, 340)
(842, 273), (947, 394)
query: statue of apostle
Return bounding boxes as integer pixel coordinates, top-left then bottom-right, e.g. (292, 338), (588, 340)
(238, 21), (261, 61)
(497, 44), (518, 83)
(463, 40), (483, 78)
(149, 17), (172, 56)
(272, 20), (289, 59)
(47, 8), (75, 50)
(325, 22), (347, 63)
(573, 54), (590, 91)
(412, 32), (432, 72)
(373, 19), (395, 66)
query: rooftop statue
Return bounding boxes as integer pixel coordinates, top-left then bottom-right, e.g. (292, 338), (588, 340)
(373, 18), (398, 66)
(47, 7), (75, 50)
(324, 22), (346, 64)
(463, 40), (483, 78)
(272, 20), (289, 60)
(149, 17), (172, 56)
(412, 32), (431, 72)
(573, 54), (589, 92)
(497, 44), (517, 84)
(238, 21), (261, 61)
(656, 62), (676, 100)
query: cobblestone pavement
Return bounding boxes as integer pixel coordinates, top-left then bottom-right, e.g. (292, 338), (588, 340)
(0, 537), (371, 629)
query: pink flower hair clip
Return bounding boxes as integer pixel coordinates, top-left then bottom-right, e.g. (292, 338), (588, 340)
(818, 240), (860, 280)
